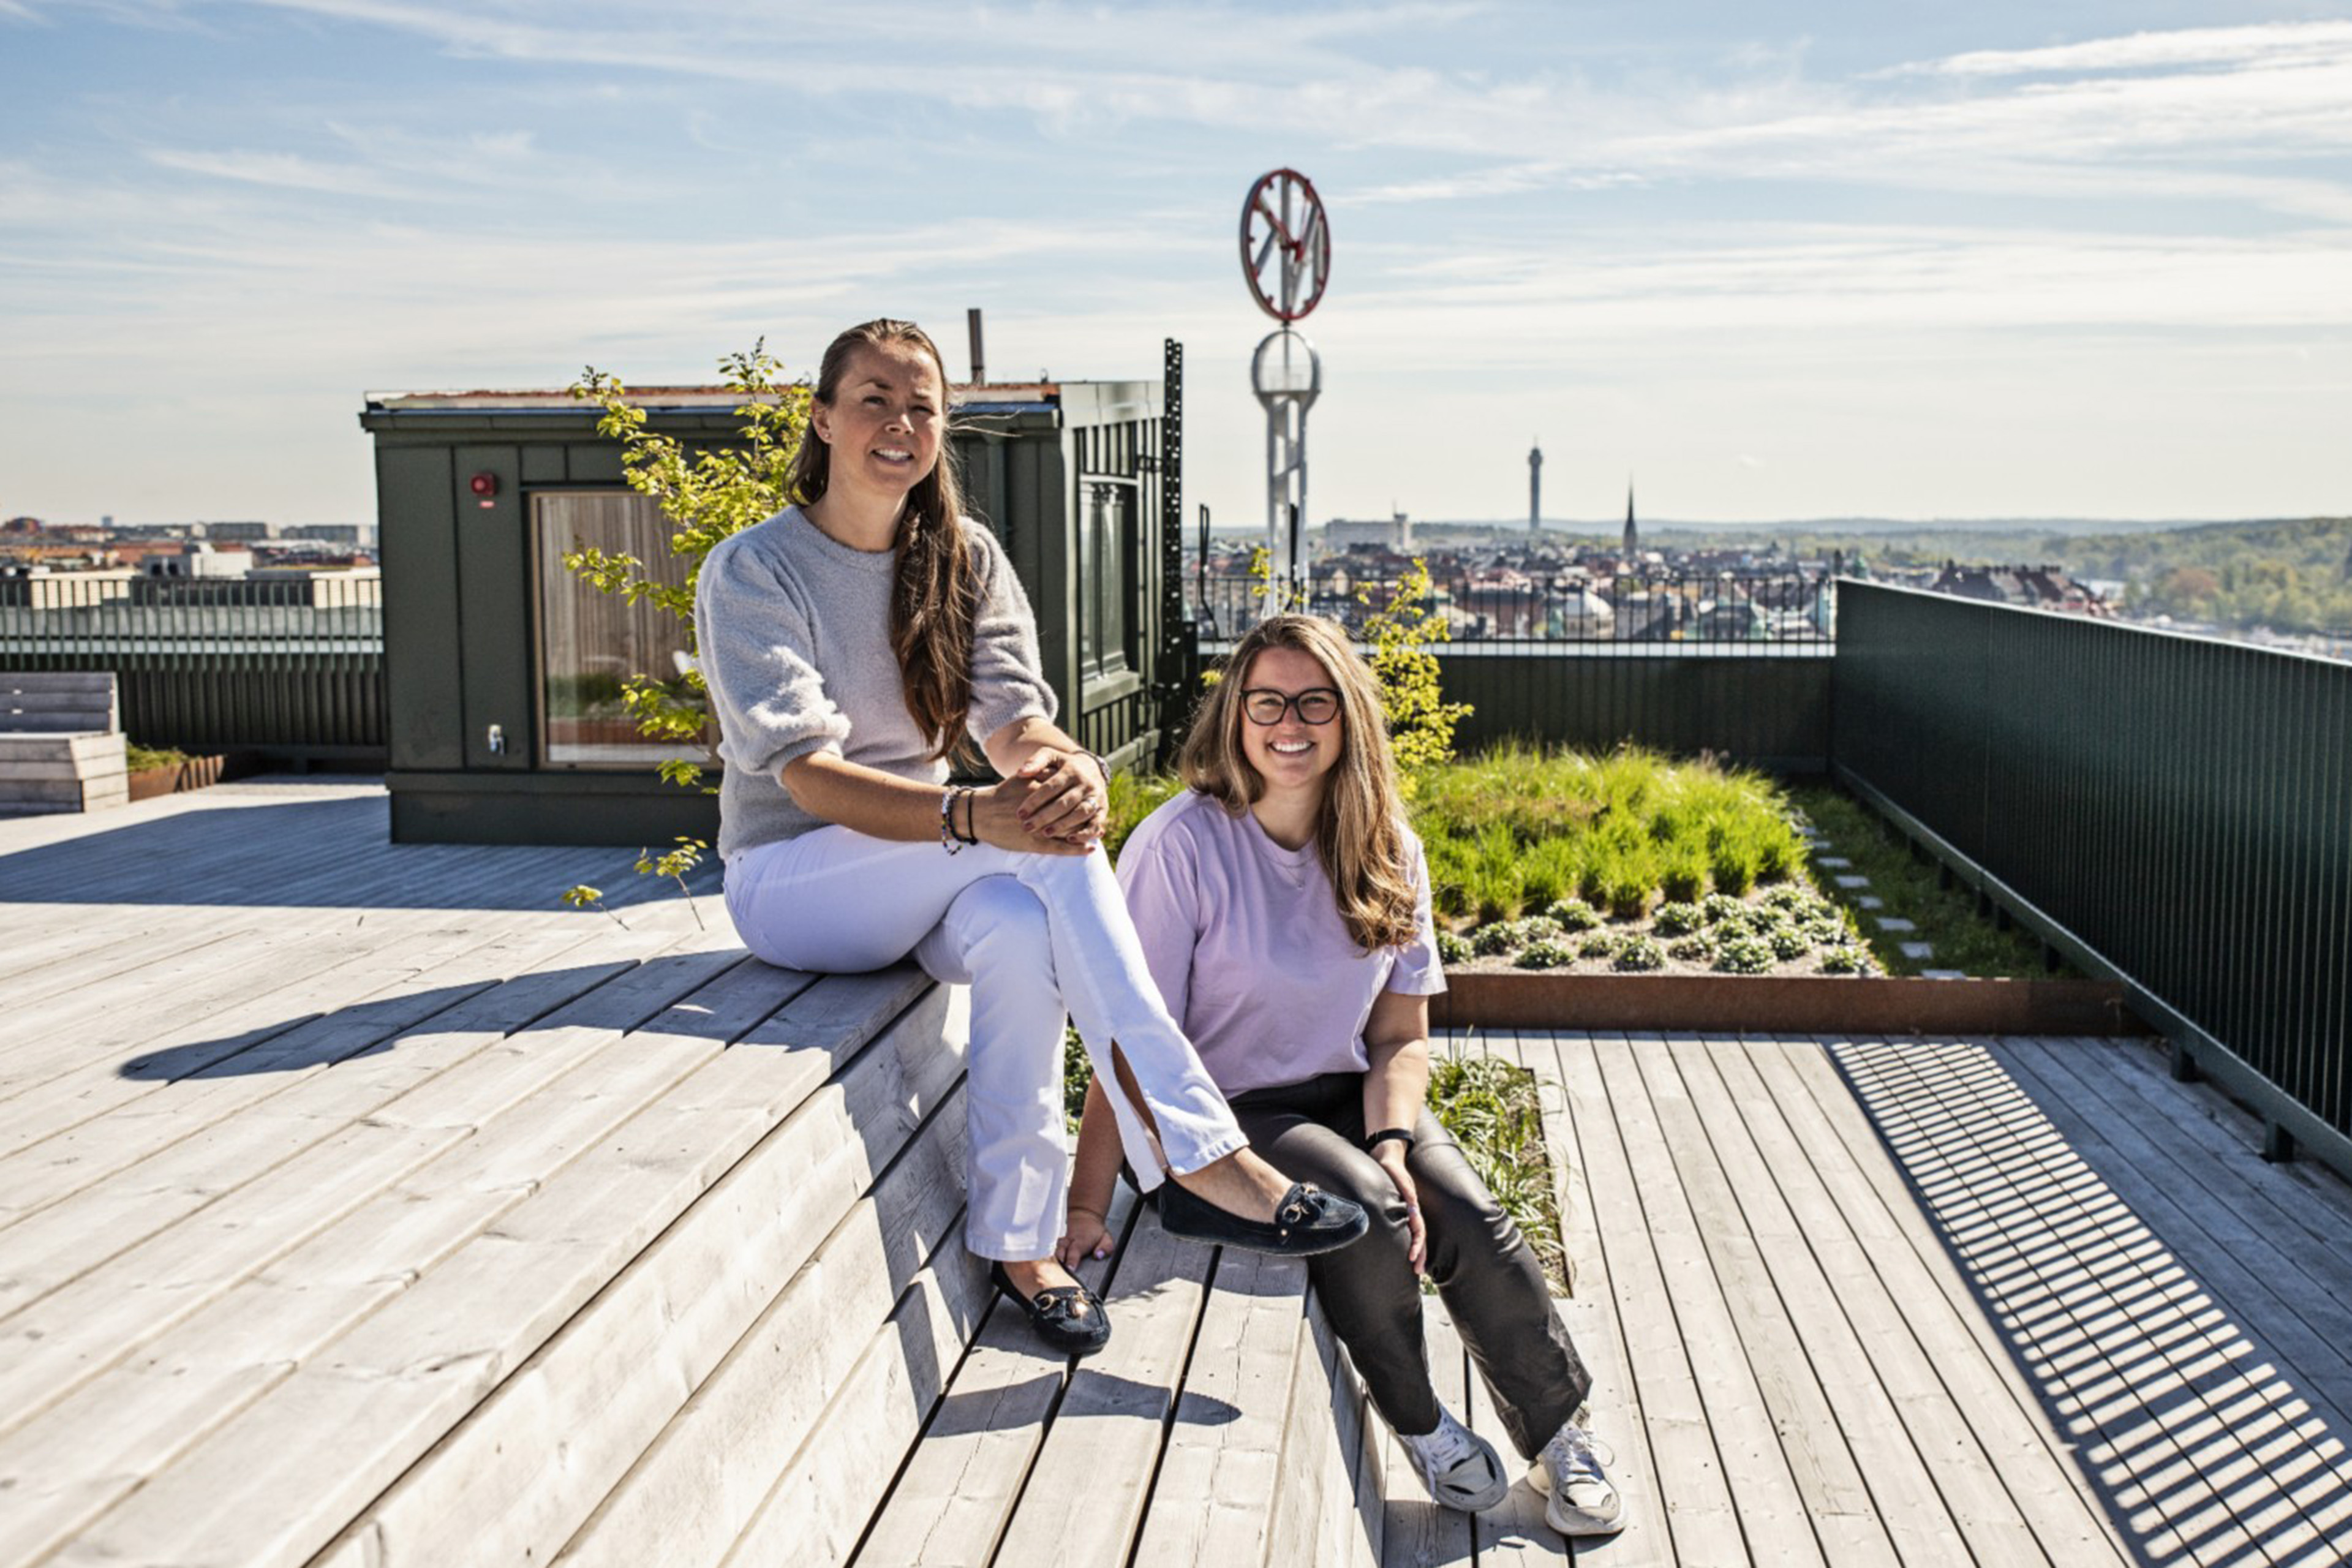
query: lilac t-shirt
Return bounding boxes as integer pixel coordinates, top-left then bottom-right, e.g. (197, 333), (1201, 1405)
(1115, 790), (1447, 1095)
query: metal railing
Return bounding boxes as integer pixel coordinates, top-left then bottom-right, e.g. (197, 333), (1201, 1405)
(1833, 580), (2352, 1175)
(1186, 568), (1837, 768)
(1185, 566), (1836, 647)
(0, 574), (386, 761)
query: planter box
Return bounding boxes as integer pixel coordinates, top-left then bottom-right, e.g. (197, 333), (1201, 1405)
(126, 754), (227, 802)
(1431, 971), (2141, 1036)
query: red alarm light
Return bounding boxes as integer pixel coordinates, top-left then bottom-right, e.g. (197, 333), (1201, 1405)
(470, 472), (499, 497)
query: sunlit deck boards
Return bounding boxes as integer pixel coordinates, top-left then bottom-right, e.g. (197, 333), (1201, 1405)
(1498, 1028), (2352, 1568)
(7, 782), (2352, 1567)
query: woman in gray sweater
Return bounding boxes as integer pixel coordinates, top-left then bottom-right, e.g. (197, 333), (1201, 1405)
(696, 319), (1365, 1358)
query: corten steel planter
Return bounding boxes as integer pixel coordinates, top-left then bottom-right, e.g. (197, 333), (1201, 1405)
(126, 755), (227, 802)
(1431, 971), (2141, 1035)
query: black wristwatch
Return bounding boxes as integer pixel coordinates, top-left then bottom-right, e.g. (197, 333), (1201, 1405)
(1364, 1128), (1415, 1155)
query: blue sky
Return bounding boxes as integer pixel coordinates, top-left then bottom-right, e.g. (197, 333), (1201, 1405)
(4, 1), (2350, 529)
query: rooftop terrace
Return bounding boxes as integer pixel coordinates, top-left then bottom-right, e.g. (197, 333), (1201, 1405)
(2, 780), (2349, 1565)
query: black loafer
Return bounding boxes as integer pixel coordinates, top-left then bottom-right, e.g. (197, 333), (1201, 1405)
(990, 1262), (1112, 1359)
(1156, 1178), (1370, 1257)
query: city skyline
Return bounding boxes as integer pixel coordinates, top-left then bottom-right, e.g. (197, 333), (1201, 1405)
(5, 1), (2351, 530)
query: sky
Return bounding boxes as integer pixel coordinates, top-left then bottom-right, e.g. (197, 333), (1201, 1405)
(4, 1), (2350, 531)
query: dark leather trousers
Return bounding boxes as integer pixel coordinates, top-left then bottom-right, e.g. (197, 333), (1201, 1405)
(1228, 1071), (1593, 1458)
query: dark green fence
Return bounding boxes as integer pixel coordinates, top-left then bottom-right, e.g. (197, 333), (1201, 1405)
(0, 575), (386, 763)
(1833, 581), (2352, 1173)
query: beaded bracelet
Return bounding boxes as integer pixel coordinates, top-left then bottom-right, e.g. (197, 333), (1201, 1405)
(939, 787), (965, 855)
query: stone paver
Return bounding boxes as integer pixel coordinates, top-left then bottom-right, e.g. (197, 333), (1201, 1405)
(1874, 916), (1918, 933)
(1921, 968), (1969, 979)
(1857, 895), (1885, 910)
(1899, 941), (1936, 960)
(1817, 856), (1853, 869)
(1835, 875), (1870, 889)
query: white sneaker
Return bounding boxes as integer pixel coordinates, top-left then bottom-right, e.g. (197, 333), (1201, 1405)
(1531, 1421), (1626, 1537)
(1396, 1403), (1510, 1512)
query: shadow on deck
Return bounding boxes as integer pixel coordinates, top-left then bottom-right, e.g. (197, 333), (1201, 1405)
(1831, 1036), (2352, 1568)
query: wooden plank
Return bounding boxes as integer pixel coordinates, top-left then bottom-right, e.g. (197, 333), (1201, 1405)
(2094, 1033), (2352, 1234)
(0, 944), (748, 1335)
(318, 1012), (971, 1568)
(853, 1183), (1142, 1568)
(2019, 1038), (2352, 1350)
(0, 942), (663, 1319)
(1627, 1036), (1902, 1567)
(1130, 1244), (1326, 1568)
(0, 959), (834, 1567)
(1769, 1037), (2124, 1537)
(1545, 1032), (1750, 1567)
(1501, 1030), (1673, 1568)
(0, 919), (671, 1242)
(1992, 1038), (2352, 1555)
(1815, 1035), (2302, 1567)
(1727, 1038), (2130, 1567)
(987, 1204), (1217, 1564)
(1599, 1031), (1833, 1567)
(33, 968), (937, 1568)
(1300, 1292), (1383, 1568)
(1675, 1035), (2036, 1566)
(715, 1217), (992, 1568)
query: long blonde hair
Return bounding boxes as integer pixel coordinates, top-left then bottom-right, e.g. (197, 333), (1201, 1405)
(786, 318), (979, 763)
(1178, 615), (1420, 951)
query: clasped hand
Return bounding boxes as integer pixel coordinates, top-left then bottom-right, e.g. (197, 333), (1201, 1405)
(960, 750), (1108, 856)
(1011, 748), (1109, 848)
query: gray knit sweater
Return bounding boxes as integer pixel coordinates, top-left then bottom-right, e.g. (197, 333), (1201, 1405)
(695, 506), (1055, 859)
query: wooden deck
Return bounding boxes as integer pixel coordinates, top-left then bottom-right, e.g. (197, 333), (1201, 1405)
(4, 780), (2351, 1566)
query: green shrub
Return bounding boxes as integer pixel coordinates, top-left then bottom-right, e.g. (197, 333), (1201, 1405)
(1762, 884), (1811, 913)
(1513, 914), (1566, 945)
(1516, 940), (1574, 970)
(1653, 901), (1705, 937)
(1436, 929), (1472, 965)
(1577, 931), (1616, 960)
(1819, 946), (1865, 975)
(1659, 854), (1709, 905)
(1713, 935), (1776, 974)
(1611, 936), (1665, 972)
(1599, 869), (1656, 922)
(1472, 922), (1522, 957)
(1543, 897), (1604, 932)
(1710, 844), (1760, 896)
(1423, 1055), (1566, 1292)
(1667, 934), (1716, 962)
(1700, 892), (1746, 925)
(1767, 926), (1813, 960)
(124, 742), (190, 772)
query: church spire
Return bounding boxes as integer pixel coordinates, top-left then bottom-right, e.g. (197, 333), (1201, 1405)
(1622, 480), (1638, 557)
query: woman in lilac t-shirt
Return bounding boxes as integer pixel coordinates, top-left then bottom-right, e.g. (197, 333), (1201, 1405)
(1063, 615), (1627, 1540)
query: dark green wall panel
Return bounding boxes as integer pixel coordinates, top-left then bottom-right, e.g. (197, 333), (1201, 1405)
(378, 443), (462, 769)
(452, 443), (533, 769)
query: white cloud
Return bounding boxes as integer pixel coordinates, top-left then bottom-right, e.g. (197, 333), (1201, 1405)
(1885, 20), (2352, 78)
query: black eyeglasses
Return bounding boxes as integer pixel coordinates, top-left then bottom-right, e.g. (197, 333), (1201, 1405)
(1241, 687), (1342, 726)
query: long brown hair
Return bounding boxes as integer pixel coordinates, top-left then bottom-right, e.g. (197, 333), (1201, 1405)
(1178, 616), (1420, 951)
(786, 318), (979, 763)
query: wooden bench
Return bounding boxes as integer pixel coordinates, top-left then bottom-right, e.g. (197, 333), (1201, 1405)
(0, 671), (128, 814)
(8, 952), (1384, 1568)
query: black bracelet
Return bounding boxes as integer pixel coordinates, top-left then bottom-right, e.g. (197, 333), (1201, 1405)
(1364, 1128), (1415, 1154)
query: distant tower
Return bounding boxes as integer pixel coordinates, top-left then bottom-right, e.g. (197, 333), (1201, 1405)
(1528, 442), (1543, 532)
(1623, 481), (1639, 557)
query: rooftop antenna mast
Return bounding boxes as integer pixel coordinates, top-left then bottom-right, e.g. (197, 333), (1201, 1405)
(1240, 168), (1330, 622)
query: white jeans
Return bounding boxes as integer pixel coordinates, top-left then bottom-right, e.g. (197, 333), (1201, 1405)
(723, 826), (1248, 1259)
